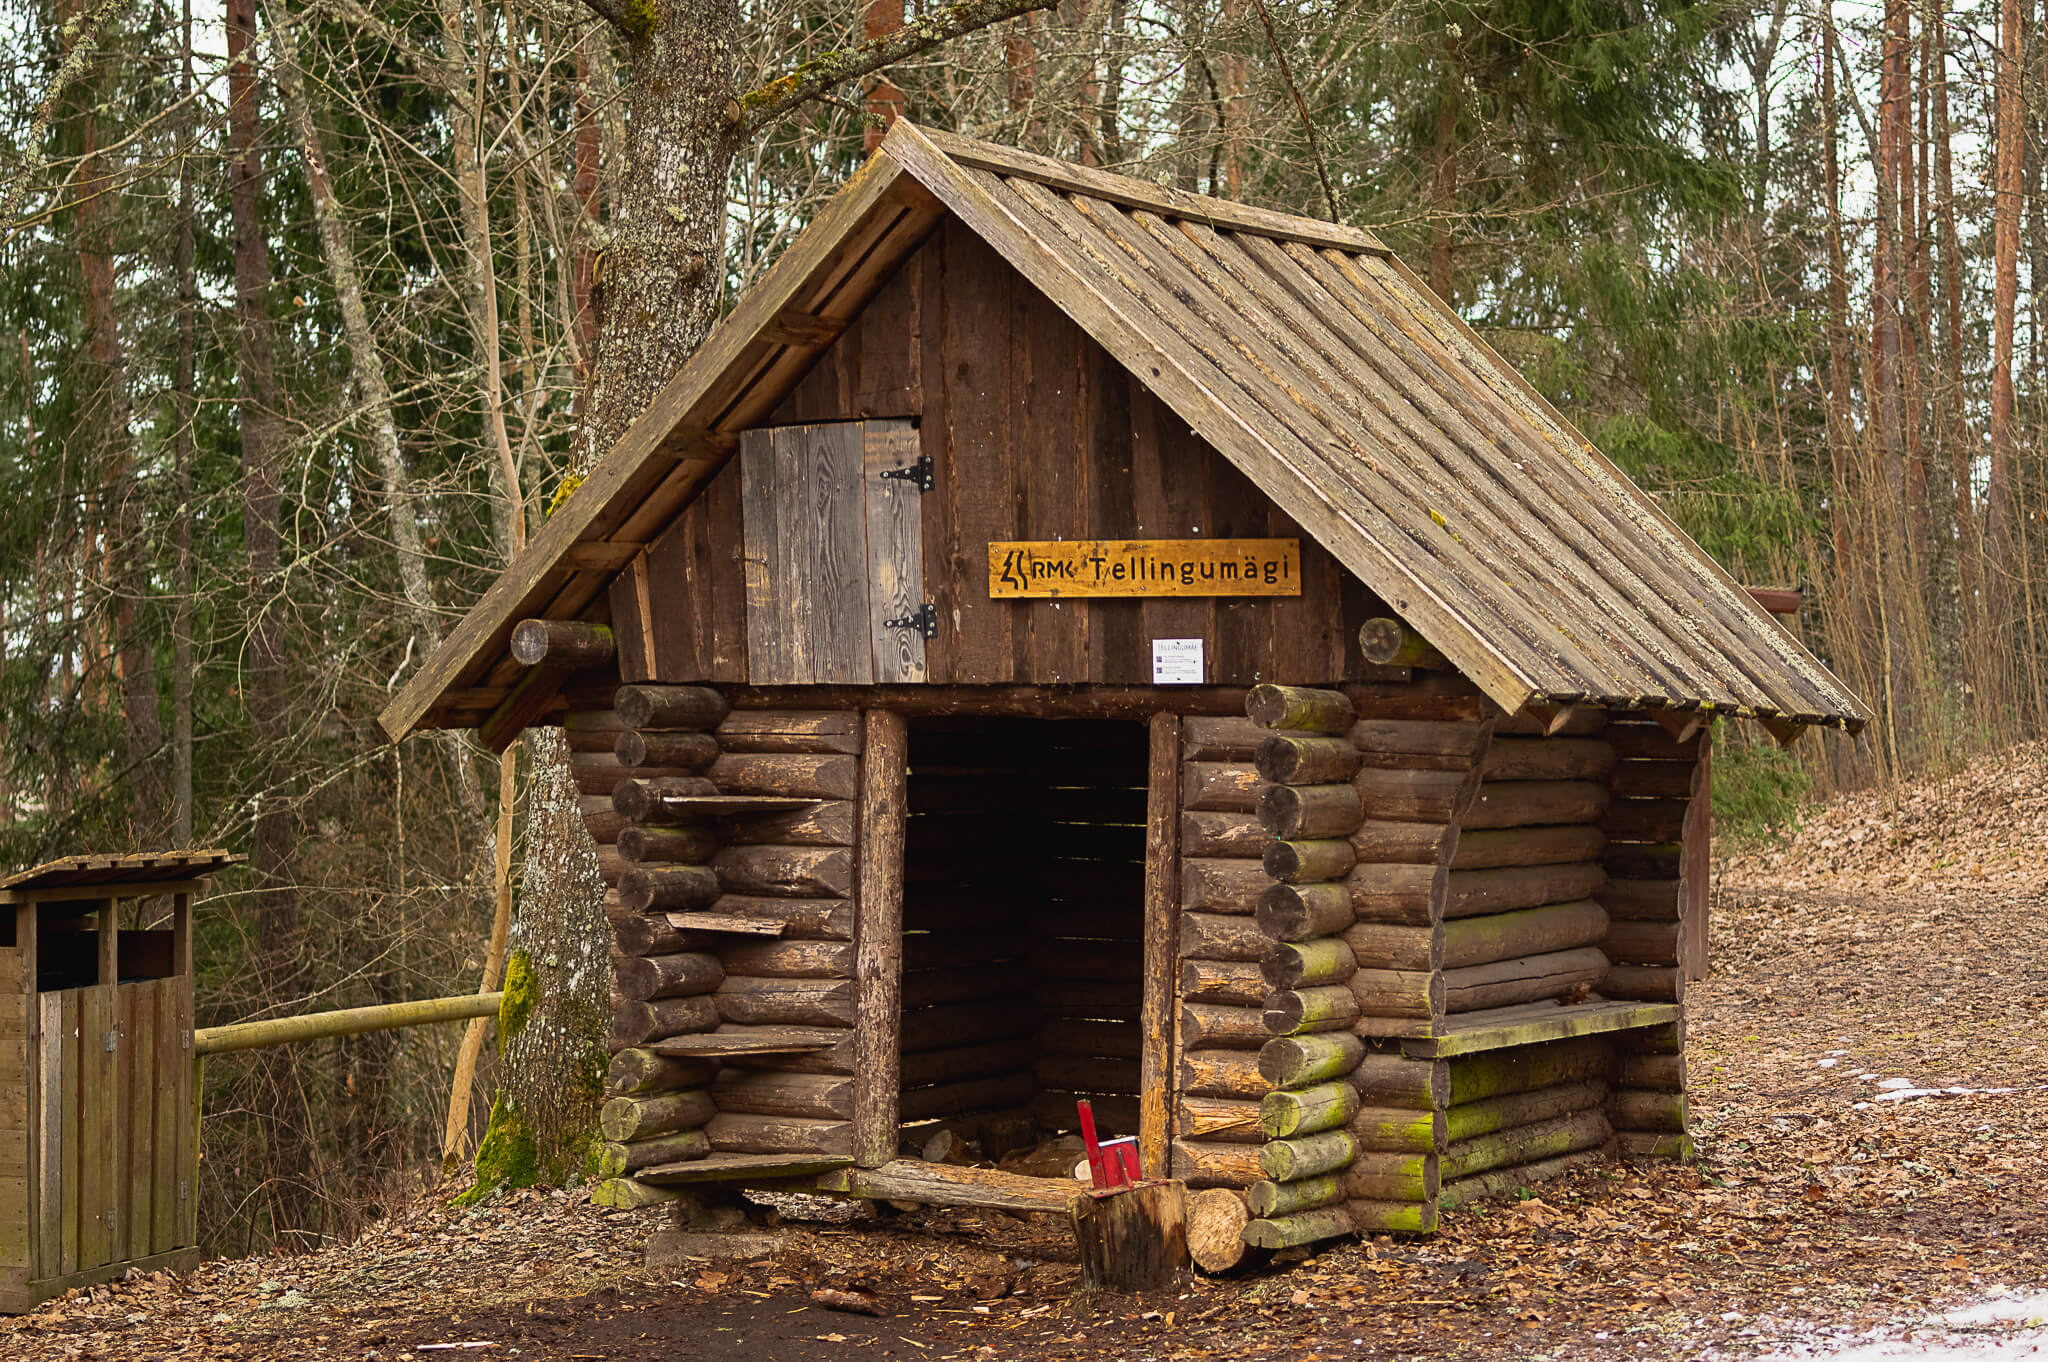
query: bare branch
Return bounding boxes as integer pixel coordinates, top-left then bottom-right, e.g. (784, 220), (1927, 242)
(0, 0), (138, 230)
(740, 0), (1057, 137)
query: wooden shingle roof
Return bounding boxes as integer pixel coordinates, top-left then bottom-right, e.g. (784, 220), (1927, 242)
(381, 122), (1865, 744)
(0, 850), (242, 897)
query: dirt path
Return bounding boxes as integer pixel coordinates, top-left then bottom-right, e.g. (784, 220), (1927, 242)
(9, 869), (2046, 1361)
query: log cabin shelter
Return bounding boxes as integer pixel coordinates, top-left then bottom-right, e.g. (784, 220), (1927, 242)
(380, 122), (1865, 1255)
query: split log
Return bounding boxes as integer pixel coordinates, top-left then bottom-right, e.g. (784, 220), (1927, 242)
(1181, 858), (1271, 914)
(1616, 1131), (1692, 1159)
(1261, 938), (1356, 991)
(1348, 820), (1450, 865)
(1037, 977), (1143, 1015)
(1246, 1176), (1343, 1219)
(714, 709), (860, 754)
(1441, 900), (1609, 969)
(1184, 762), (1264, 813)
(713, 845), (852, 898)
(1180, 1048), (1272, 1100)
(1357, 618), (1449, 669)
(1262, 986), (1359, 1037)
(1346, 862), (1445, 925)
(1346, 968), (1444, 1019)
(1604, 919), (1681, 966)
(1618, 1053), (1684, 1090)
(1462, 780), (1608, 830)
(1170, 1140), (1265, 1188)
(619, 865), (722, 913)
(1181, 1002), (1271, 1050)
(720, 799), (856, 848)
(1603, 798), (1688, 843)
(1258, 1032), (1364, 1089)
(1354, 767), (1471, 823)
(612, 776), (720, 824)
(898, 1073), (1039, 1123)
(1177, 1097), (1264, 1143)
(1039, 1018), (1142, 1059)
(1181, 810), (1268, 858)
(1346, 1105), (1446, 1154)
(1264, 839), (1356, 885)
(1260, 1081), (1360, 1139)
(1246, 684), (1355, 733)
(511, 619), (615, 668)
(713, 977), (855, 1027)
(1035, 1090), (1138, 1136)
(591, 1131), (709, 1178)
(1257, 883), (1354, 941)
(1345, 1199), (1436, 1234)
(716, 938), (856, 979)
(1180, 958), (1267, 1006)
(1444, 1080), (1608, 1144)
(579, 795), (626, 844)
(1610, 1089), (1688, 1132)
(1033, 1054), (1141, 1094)
(710, 752), (858, 800)
(1072, 1182), (1189, 1293)
(711, 1070), (855, 1120)
(1349, 718), (1491, 757)
(1181, 715), (1268, 760)
(691, 895), (853, 941)
(1437, 1148), (1611, 1207)
(607, 1047), (718, 1097)
(600, 1089), (717, 1142)
(1181, 911), (1269, 962)
(1257, 783), (1364, 839)
(1256, 734), (1362, 785)
(1187, 1189), (1252, 1274)
(617, 684), (731, 731)
(905, 967), (1018, 1010)
(1451, 825), (1606, 871)
(1445, 1036), (1612, 1105)
(618, 824), (718, 865)
(900, 1004), (1038, 1052)
(611, 911), (698, 958)
(1444, 863), (1606, 918)
(1481, 738), (1615, 783)
(1342, 921), (1442, 972)
(1602, 843), (1682, 880)
(1603, 965), (1682, 1001)
(1258, 1129), (1355, 1181)
(703, 1113), (852, 1155)
(573, 753), (702, 796)
(614, 729), (720, 771)
(1441, 1109), (1612, 1181)
(613, 952), (724, 1002)
(1600, 877), (1681, 919)
(1241, 1206), (1354, 1249)
(1605, 724), (1699, 761)
(1443, 946), (1609, 1012)
(1342, 1151), (1439, 1203)
(1611, 761), (1701, 800)
(897, 1037), (1038, 1086)
(608, 996), (719, 1051)
(1498, 707), (1607, 737)
(566, 710), (631, 752)
(1353, 1052), (1449, 1109)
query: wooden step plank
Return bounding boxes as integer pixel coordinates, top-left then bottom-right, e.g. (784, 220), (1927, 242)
(815, 1159), (1082, 1213)
(662, 912), (788, 936)
(649, 1029), (840, 1057)
(1402, 1000), (1681, 1059)
(634, 1153), (854, 1185)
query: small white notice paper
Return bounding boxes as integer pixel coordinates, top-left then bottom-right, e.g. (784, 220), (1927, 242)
(1152, 638), (1204, 684)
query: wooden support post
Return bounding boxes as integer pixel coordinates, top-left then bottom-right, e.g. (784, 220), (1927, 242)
(1071, 1181), (1189, 1292)
(853, 709), (906, 1168)
(1683, 732), (1711, 980)
(1140, 713), (1181, 1180)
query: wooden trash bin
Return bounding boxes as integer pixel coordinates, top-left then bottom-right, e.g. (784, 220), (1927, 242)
(0, 852), (239, 1311)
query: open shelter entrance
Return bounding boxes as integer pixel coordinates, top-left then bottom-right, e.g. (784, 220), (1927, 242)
(897, 717), (1151, 1170)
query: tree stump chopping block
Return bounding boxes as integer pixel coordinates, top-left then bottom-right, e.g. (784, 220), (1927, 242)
(1070, 1180), (1189, 1293)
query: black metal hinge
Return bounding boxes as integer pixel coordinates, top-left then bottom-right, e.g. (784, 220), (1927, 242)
(879, 455), (934, 493)
(885, 603), (939, 638)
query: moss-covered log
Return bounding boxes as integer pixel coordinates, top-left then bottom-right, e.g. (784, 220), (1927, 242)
(1259, 1081), (1360, 1138)
(1246, 1175), (1344, 1218)
(1258, 1032), (1365, 1089)
(1258, 1129), (1355, 1181)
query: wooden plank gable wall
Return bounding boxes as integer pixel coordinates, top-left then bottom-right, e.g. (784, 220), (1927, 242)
(611, 219), (1386, 690)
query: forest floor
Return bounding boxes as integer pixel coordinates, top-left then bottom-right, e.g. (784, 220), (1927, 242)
(9, 746), (2048, 1362)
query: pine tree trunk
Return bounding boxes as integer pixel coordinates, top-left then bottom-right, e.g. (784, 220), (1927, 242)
(171, 0), (195, 846)
(227, 0), (316, 1248)
(1989, 0), (2021, 623)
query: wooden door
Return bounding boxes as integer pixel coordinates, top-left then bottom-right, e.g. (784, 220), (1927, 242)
(740, 419), (927, 685)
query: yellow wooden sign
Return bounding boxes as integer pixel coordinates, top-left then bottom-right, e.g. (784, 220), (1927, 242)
(988, 539), (1303, 599)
